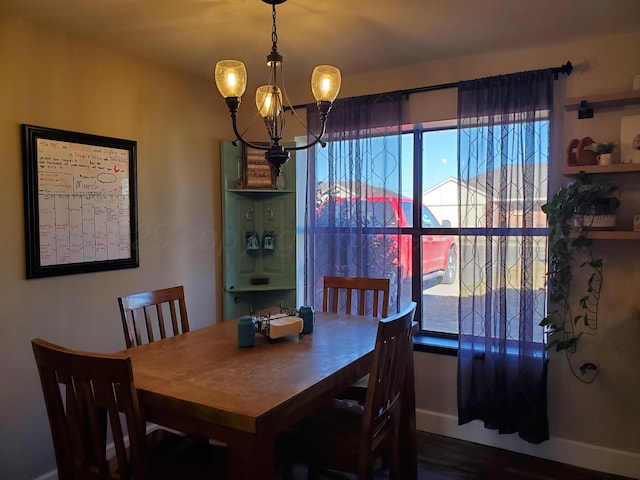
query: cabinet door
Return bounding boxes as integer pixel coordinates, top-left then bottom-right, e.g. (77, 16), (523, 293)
(261, 197), (295, 282)
(223, 193), (296, 288)
(223, 193), (260, 287)
(220, 141), (297, 319)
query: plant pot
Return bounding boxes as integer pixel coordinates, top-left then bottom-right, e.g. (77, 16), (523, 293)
(596, 153), (612, 165)
(572, 198), (618, 231)
(572, 213), (616, 230)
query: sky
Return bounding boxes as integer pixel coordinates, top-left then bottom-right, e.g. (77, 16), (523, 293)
(420, 128), (458, 192)
(313, 127), (459, 198)
(312, 120), (549, 197)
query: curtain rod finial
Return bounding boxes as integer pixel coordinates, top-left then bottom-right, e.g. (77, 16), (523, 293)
(564, 61), (573, 76)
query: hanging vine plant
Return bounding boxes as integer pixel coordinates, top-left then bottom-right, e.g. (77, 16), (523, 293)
(540, 174), (620, 384)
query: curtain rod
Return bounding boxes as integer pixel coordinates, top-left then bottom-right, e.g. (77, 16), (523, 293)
(386, 60), (572, 97)
(291, 61), (572, 110)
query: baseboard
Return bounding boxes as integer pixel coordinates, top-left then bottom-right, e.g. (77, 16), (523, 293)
(416, 408), (640, 479)
(32, 471), (56, 480)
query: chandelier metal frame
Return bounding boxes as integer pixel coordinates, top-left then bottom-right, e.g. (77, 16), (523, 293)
(215, 0), (340, 175)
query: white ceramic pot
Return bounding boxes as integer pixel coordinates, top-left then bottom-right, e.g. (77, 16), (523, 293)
(597, 153), (612, 165)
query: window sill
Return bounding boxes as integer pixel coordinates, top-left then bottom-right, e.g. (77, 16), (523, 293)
(413, 335), (547, 358)
(413, 334), (458, 356)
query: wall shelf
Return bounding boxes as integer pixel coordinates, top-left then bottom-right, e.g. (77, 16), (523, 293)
(562, 91), (640, 240)
(226, 188), (295, 194)
(571, 230), (640, 240)
(226, 285), (296, 293)
(564, 90), (640, 112)
(563, 163), (640, 175)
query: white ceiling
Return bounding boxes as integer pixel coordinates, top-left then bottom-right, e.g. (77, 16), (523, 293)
(3, 0), (640, 87)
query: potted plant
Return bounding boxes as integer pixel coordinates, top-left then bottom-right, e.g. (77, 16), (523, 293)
(540, 175), (620, 383)
(596, 141), (617, 154)
(595, 141), (616, 165)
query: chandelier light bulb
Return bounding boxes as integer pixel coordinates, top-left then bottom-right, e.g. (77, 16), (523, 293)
(215, 60), (247, 98)
(311, 65), (341, 103)
(255, 85), (283, 118)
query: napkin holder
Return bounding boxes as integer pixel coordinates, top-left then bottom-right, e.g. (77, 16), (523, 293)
(255, 313), (303, 341)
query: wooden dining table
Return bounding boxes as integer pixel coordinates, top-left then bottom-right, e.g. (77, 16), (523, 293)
(125, 311), (417, 479)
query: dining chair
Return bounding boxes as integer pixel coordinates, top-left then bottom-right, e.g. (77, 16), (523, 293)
(119, 286), (227, 448)
(279, 301), (416, 480)
(31, 338), (225, 480)
(322, 275), (391, 405)
(118, 285), (190, 349)
(322, 275), (390, 318)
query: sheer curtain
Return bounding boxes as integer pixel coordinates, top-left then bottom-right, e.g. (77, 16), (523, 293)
(303, 93), (406, 313)
(457, 70), (553, 444)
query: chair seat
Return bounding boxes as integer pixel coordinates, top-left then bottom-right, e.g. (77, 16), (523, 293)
(104, 428), (224, 479)
(338, 375), (369, 405)
(142, 429), (225, 479)
(282, 399), (366, 474)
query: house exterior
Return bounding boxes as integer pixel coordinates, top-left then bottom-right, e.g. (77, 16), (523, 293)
(423, 177), (461, 226)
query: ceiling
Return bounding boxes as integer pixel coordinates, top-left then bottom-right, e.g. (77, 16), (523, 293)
(3, 0), (640, 88)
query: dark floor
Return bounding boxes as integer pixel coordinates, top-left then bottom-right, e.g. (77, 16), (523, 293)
(278, 431), (634, 480)
(413, 432), (633, 480)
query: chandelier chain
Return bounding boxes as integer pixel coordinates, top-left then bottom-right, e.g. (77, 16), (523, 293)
(271, 3), (278, 54)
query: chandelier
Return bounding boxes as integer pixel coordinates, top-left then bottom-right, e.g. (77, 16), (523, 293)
(214, 0), (341, 176)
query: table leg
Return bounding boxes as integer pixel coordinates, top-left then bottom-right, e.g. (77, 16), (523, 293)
(226, 430), (275, 480)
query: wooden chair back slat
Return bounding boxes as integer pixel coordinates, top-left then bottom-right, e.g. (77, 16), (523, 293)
(31, 338), (147, 480)
(322, 276), (390, 318)
(118, 285), (190, 348)
(360, 301), (416, 478)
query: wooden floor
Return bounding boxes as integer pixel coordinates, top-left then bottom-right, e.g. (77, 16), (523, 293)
(415, 432), (633, 480)
(279, 431), (634, 480)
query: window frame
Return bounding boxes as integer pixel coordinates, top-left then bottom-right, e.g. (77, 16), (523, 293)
(405, 123), (460, 342)
(307, 117), (549, 350)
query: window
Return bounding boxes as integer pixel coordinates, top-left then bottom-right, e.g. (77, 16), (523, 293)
(419, 127), (459, 335)
(306, 120), (548, 340)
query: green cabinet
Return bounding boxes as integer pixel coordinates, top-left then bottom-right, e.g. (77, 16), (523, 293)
(220, 141), (297, 320)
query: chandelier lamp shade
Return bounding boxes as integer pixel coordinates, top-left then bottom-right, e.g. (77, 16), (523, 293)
(214, 0), (341, 176)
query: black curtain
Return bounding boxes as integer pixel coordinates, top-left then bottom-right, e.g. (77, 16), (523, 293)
(303, 93), (407, 313)
(457, 70), (554, 444)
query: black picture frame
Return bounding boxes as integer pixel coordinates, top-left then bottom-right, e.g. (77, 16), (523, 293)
(22, 124), (139, 278)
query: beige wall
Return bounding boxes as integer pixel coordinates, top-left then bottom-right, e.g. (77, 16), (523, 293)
(1, 12), (639, 479)
(341, 34), (640, 477)
(328, 34), (640, 477)
(0, 15), (233, 478)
